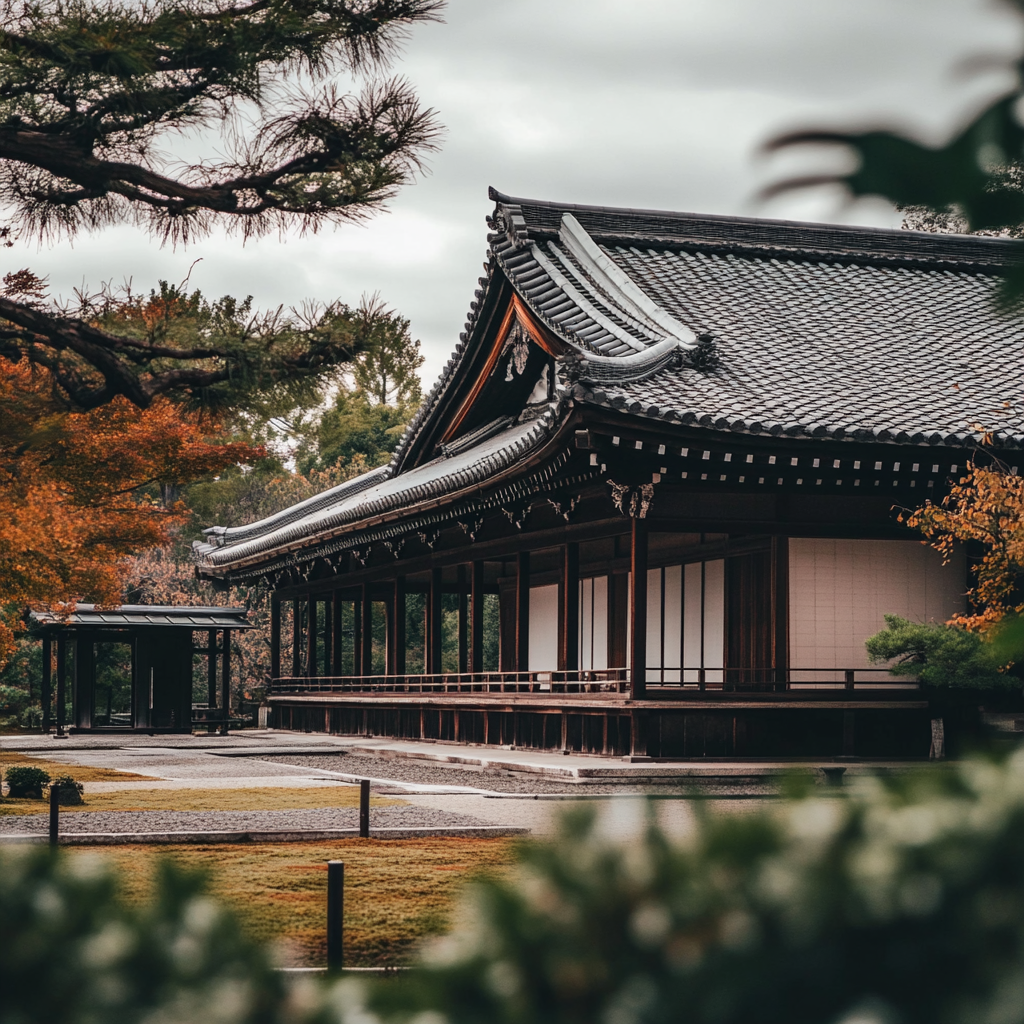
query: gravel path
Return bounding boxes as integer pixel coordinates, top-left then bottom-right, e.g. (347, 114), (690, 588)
(0, 805), (491, 835)
(253, 754), (779, 796)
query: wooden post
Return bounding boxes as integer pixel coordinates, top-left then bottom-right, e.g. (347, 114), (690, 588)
(561, 543), (580, 672)
(470, 560), (485, 674)
(516, 551), (530, 673)
(291, 599), (302, 677)
(270, 594), (281, 680)
(772, 536), (789, 691)
(327, 860), (344, 971)
(55, 636), (66, 737)
(429, 567), (443, 674)
(353, 596), (362, 676)
(630, 518), (648, 700)
(220, 629), (231, 732)
(458, 565), (469, 673)
(41, 636), (52, 734)
(306, 595), (317, 677)
(394, 577), (406, 676)
(331, 593), (343, 676)
(361, 584), (373, 677)
(359, 778), (370, 838)
(49, 784), (60, 848)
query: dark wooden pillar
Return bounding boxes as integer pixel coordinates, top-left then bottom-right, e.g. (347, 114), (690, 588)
(55, 636), (67, 735)
(207, 628), (218, 709)
(306, 595), (317, 677)
(361, 584), (373, 677)
(458, 565), (469, 673)
(41, 635), (52, 733)
(221, 629), (231, 720)
(772, 536), (790, 690)
(291, 598), (302, 677)
(429, 567), (443, 674)
(630, 518), (648, 700)
(323, 598), (332, 678)
(331, 593), (343, 675)
(393, 577), (406, 675)
(353, 596), (363, 676)
(560, 542), (580, 672)
(270, 594), (281, 680)
(470, 560), (485, 674)
(516, 551), (530, 673)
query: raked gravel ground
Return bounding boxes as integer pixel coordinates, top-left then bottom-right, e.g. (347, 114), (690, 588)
(253, 753), (780, 797)
(0, 804), (491, 835)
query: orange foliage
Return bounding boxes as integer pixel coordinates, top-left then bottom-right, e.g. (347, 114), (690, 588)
(906, 461), (1024, 631)
(0, 360), (263, 664)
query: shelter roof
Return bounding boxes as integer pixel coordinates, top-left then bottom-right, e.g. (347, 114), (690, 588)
(29, 605), (253, 630)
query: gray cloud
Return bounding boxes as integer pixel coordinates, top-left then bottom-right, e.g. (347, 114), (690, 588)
(7, 0), (1021, 385)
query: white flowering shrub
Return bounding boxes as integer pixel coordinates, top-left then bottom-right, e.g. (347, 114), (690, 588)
(373, 756), (1024, 1024)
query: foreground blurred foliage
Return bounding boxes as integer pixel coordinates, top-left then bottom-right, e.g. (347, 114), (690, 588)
(18, 756), (1024, 1023)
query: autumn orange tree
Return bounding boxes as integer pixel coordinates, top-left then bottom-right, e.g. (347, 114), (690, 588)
(0, 357), (264, 664)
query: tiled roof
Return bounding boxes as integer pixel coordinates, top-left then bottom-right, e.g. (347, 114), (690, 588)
(29, 605), (253, 629)
(194, 189), (1024, 577)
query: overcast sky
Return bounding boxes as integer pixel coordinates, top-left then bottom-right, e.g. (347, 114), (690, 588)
(9, 0), (1024, 385)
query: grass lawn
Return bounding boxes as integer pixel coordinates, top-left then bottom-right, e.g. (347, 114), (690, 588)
(68, 838), (516, 967)
(0, 786), (402, 815)
(0, 750), (150, 783)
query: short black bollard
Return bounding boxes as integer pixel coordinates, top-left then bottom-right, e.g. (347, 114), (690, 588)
(327, 860), (344, 972)
(359, 778), (370, 838)
(48, 784), (59, 849)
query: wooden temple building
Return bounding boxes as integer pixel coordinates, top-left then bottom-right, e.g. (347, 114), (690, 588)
(194, 188), (1024, 759)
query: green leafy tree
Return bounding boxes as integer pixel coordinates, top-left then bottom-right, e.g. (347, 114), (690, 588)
(351, 300), (424, 406)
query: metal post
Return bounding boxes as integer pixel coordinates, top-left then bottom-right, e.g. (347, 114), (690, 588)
(327, 860), (344, 971)
(359, 778), (370, 838)
(49, 784), (59, 848)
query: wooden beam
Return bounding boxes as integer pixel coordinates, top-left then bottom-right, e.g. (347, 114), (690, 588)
(393, 577), (406, 675)
(429, 567), (443, 674)
(221, 629), (231, 728)
(323, 598), (332, 677)
(516, 551), (530, 672)
(560, 542), (580, 671)
(361, 583), (373, 676)
(207, 628), (218, 709)
(353, 596), (363, 676)
(458, 565), (469, 673)
(41, 636), (52, 734)
(630, 518), (648, 700)
(291, 599), (302, 677)
(270, 594), (281, 680)
(471, 560), (485, 673)
(772, 536), (790, 689)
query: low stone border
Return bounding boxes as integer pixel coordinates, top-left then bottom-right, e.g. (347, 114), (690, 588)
(0, 825), (529, 846)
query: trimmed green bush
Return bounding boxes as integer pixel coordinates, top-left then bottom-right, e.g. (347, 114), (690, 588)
(4, 765), (50, 798)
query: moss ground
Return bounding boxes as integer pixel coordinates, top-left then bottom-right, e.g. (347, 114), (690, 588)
(0, 750), (149, 783)
(0, 786), (402, 814)
(67, 838), (515, 967)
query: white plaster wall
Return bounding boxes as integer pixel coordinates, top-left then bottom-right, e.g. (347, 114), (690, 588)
(788, 538), (966, 680)
(579, 576), (608, 670)
(529, 584), (559, 670)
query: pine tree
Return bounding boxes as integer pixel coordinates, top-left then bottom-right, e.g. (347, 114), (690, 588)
(0, 0), (443, 411)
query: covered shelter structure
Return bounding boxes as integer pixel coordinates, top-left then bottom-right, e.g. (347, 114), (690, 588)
(194, 188), (1024, 759)
(30, 605), (252, 735)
